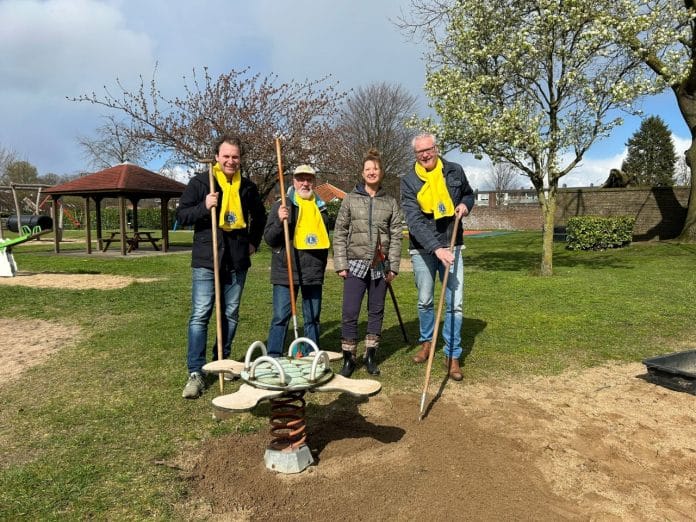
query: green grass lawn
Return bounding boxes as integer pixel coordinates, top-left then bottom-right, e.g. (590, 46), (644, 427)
(1, 231), (694, 520)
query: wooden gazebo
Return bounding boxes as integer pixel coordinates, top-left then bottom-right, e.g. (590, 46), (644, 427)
(44, 163), (186, 255)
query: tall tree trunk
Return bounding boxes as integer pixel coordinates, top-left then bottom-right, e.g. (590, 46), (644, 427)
(540, 194), (557, 276)
(679, 143), (696, 241)
(674, 85), (696, 241)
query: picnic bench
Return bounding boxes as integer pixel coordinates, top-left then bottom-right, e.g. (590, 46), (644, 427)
(102, 231), (161, 253)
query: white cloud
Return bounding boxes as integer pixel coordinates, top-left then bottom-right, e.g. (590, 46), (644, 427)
(672, 135), (691, 156)
(0, 0), (156, 175)
(0, 0), (690, 186)
(160, 165), (194, 183)
(252, 0), (425, 96)
(444, 149), (629, 191)
(561, 151), (627, 187)
(453, 128), (691, 191)
(0, 0), (154, 95)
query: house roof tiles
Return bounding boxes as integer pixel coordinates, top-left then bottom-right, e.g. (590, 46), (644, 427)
(315, 182), (346, 203)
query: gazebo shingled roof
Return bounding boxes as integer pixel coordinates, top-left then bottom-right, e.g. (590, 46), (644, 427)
(44, 163), (187, 256)
(44, 163), (186, 199)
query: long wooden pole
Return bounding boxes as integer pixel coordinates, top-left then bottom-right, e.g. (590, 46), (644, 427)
(203, 159), (225, 393)
(274, 138), (299, 346)
(419, 213), (462, 420)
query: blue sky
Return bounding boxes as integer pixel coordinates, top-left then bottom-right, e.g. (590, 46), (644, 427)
(0, 0), (690, 189)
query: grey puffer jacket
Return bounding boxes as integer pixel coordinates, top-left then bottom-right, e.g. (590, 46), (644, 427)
(332, 184), (403, 274)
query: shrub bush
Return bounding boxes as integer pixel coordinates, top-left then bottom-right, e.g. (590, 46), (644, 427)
(566, 215), (635, 251)
(324, 199), (342, 230)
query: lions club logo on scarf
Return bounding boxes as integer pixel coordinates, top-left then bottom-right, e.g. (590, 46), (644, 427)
(304, 233), (319, 247)
(213, 163), (247, 231)
(414, 158), (455, 220)
(293, 191), (330, 250)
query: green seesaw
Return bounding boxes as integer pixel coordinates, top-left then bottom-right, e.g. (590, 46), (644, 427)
(0, 225), (46, 277)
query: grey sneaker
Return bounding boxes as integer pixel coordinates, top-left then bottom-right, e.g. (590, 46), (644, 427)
(182, 372), (205, 399)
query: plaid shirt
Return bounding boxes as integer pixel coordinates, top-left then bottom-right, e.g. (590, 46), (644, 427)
(348, 259), (385, 280)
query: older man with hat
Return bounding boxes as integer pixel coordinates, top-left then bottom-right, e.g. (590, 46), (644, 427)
(263, 164), (330, 357)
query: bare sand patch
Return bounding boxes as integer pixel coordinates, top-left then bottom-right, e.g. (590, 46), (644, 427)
(0, 318), (80, 381)
(0, 272), (161, 290)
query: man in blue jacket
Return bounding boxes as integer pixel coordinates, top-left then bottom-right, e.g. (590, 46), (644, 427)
(176, 135), (267, 398)
(400, 133), (474, 381)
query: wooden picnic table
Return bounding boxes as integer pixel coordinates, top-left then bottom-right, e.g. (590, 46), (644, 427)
(102, 231), (161, 253)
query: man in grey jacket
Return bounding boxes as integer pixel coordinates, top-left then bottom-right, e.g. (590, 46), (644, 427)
(400, 133), (474, 381)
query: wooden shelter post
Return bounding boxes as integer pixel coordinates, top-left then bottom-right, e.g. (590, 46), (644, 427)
(51, 196), (60, 253)
(161, 197), (170, 252)
(84, 196), (92, 254)
(119, 196), (127, 256)
(95, 196), (104, 251)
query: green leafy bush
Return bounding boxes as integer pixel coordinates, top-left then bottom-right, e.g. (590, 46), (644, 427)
(566, 215), (635, 250)
(324, 199), (342, 230)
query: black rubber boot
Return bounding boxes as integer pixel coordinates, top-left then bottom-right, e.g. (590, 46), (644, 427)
(364, 334), (381, 375)
(340, 350), (356, 378)
(364, 348), (381, 375)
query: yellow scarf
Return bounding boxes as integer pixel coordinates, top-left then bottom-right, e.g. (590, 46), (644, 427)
(214, 163), (246, 231)
(414, 158), (455, 220)
(293, 191), (330, 250)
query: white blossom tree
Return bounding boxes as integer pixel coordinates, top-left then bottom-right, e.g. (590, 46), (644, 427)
(597, 0), (696, 241)
(400, 0), (658, 275)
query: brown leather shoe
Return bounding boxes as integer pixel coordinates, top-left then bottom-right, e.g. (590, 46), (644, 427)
(445, 357), (463, 381)
(412, 341), (431, 363)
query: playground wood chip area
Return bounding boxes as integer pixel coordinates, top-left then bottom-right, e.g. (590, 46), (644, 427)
(1, 274), (695, 520)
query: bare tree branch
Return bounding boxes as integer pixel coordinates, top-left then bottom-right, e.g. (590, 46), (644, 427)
(69, 67), (347, 200)
(325, 82), (419, 197)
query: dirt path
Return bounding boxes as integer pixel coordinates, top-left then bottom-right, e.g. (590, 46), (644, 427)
(1, 273), (695, 520)
(181, 363), (696, 521)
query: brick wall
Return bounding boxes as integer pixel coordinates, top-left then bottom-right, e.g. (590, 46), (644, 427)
(466, 187), (690, 241)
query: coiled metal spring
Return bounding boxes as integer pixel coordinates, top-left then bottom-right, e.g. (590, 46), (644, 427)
(268, 391), (307, 450)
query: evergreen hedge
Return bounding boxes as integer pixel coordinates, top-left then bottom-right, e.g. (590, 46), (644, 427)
(566, 215), (635, 250)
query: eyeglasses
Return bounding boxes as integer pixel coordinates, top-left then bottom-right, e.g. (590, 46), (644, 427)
(414, 145), (437, 158)
(293, 174), (314, 184)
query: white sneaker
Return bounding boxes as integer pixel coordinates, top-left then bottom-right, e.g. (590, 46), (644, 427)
(182, 372), (205, 399)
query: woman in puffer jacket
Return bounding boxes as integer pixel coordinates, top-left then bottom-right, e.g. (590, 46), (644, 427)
(333, 148), (403, 377)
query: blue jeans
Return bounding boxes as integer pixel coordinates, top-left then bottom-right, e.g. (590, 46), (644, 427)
(411, 246), (464, 359)
(186, 266), (247, 373)
(266, 284), (322, 357)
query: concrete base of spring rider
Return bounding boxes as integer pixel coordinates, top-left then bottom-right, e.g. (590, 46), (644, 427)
(264, 444), (314, 474)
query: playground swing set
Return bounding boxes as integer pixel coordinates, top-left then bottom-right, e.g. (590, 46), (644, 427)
(0, 183), (57, 277)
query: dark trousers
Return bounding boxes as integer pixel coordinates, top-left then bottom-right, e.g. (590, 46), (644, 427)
(341, 273), (387, 341)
